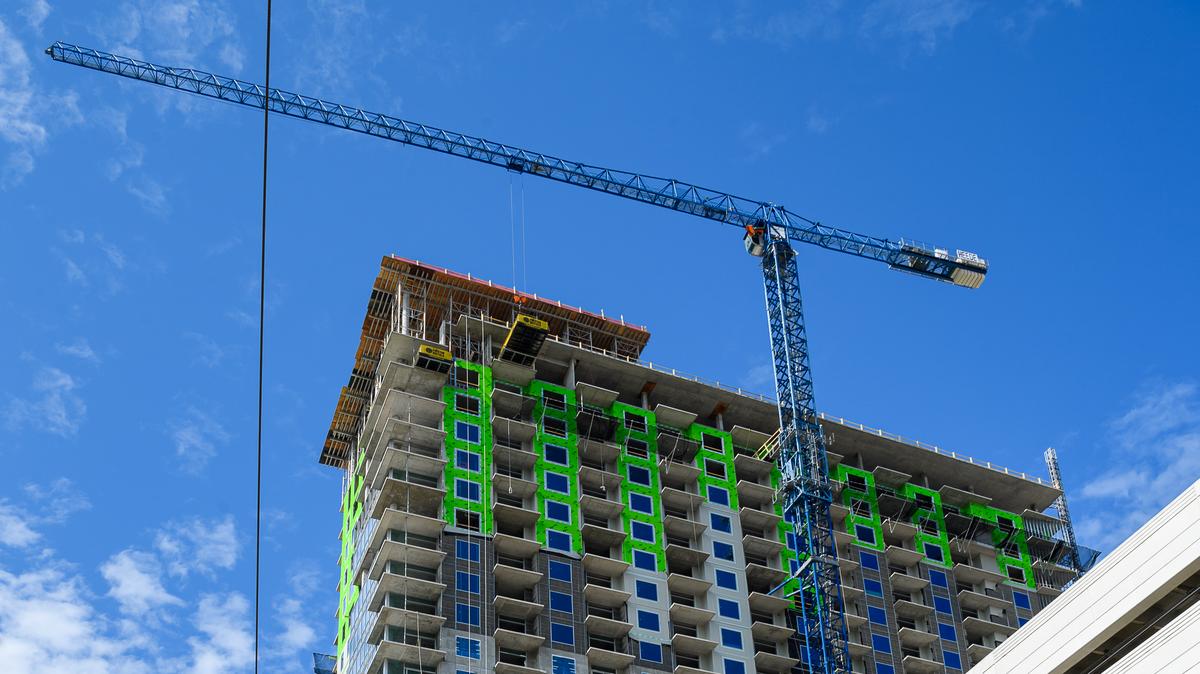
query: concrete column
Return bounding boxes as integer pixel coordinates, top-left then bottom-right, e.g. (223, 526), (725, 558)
(715, 412), (725, 431)
(565, 358), (577, 388)
(400, 290), (410, 335)
(640, 391), (650, 409)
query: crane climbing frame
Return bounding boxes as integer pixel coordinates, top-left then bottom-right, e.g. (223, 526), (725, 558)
(47, 41), (990, 674)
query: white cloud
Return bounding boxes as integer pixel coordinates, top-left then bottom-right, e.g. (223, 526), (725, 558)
(4, 367), (87, 436)
(712, 2), (844, 45)
(0, 19), (45, 187)
(20, 1), (52, 32)
(155, 515), (239, 578)
(56, 337), (101, 363)
(0, 479), (90, 549)
(183, 331), (227, 368)
(1075, 380), (1200, 550)
(126, 175), (169, 215)
(495, 19), (528, 45)
(97, 0), (243, 75)
(169, 406), (230, 472)
(101, 549), (184, 617)
(741, 362), (775, 392)
(739, 121), (789, 161)
(187, 592), (254, 674)
(807, 106), (832, 134)
(0, 504), (40, 547)
(861, 0), (977, 54)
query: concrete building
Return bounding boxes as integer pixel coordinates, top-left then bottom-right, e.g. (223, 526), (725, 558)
(321, 256), (1091, 674)
(972, 478), (1200, 673)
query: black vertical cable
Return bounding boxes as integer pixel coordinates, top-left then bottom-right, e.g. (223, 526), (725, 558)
(255, 2), (272, 673)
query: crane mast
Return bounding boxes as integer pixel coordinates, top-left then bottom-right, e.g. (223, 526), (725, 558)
(1044, 447), (1083, 577)
(48, 41), (990, 674)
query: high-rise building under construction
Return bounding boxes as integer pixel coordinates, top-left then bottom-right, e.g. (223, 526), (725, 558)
(320, 256), (1092, 674)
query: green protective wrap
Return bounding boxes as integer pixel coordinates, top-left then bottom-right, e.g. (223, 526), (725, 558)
(687, 424), (740, 511)
(528, 380), (584, 554)
(964, 502), (1036, 588)
(611, 401), (666, 572)
(834, 465), (885, 551)
(441, 360), (494, 535)
(335, 447), (365, 659)
(900, 483), (952, 569)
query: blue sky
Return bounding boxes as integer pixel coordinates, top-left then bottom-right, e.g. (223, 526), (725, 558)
(1, 1), (1198, 672)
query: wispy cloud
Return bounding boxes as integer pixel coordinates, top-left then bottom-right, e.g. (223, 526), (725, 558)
(740, 362), (775, 393)
(188, 592), (254, 674)
(495, 18), (528, 45)
(3, 367), (87, 437)
(712, 3), (844, 46)
(739, 121), (790, 161)
(101, 549), (184, 617)
(56, 337), (101, 363)
(155, 515), (239, 578)
(168, 406), (231, 473)
(20, 0), (52, 32)
(52, 230), (130, 296)
(183, 331), (227, 368)
(1075, 380), (1200, 550)
(861, 0), (977, 54)
(93, 0), (244, 74)
(265, 563), (320, 667)
(0, 478), (90, 549)
(807, 106), (833, 134)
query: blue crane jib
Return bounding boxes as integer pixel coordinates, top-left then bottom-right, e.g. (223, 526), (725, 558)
(47, 41), (988, 674)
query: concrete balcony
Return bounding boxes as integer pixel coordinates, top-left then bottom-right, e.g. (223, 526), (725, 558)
(837, 550), (860, 572)
(579, 465), (622, 493)
(829, 502), (849, 524)
(581, 521), (627, 549)
(660, 460), (701, 489)
(754, 651), (800, 673)
(493, 627), (545, 652)
(671, 633), (717, 657)
(367, 603), (444, 645)
(575, 381), (619, 411)
(940, 484), (991, 509)
(586, 644), (634, 670)
(375, 416), (444, 456)
(493, 500), (540, 531)
(493, 563), (543, 594)
(746, 563), (789, 592)
(366, 442), (446, 491)
(495, 663), (542, 674)
(881, 520), (919, 545)
(844, 611), (867, 630)
(668, 573), (713, 596)
(494, 595), (544, 620)
(370, 471), (445, 519)
(901, 654), (946, 673)
(367, 566), (445, 612)
(374, 343), (448, 399)
(674, 665), (717, 674)
(740, 505), (782, 531)
(662, 487), (704, 511)
(583, 553), (629, 578)
(493, 533), (540, 559)
(747, 592), (790, 615)
(967, 643), (994, 662)
(493, 441), (538, 470)
(894, 599), (936, 619)
(664, 514), (706, 540)
(847, 637), (871, 659)
(491, 386), (534, 421)
(841, 583), (864, 603)
(366, 635), (444, 674)
(362, 535), (444, 583)
(585, 614), (633, 639)
(752, 620), (795, 642)
(954, 562), (1010, 586)
(576, 407), (618, 445)
(491, 358), (536, 387)
(670, 602), (715, 626)
(736, 479), (777, 509)
(958, 588), (1011, 612)
(665, 543), (710, 569)
(364, 388), (445, 442)
(580, 493), (624, 519)
(730, 425), (772, 452)
(889, 570), (931, 593)
(491, 414), (537, 445)
(578, 435), (621, 463)
(491, 469), (538, 499)
(963, 615), (1016, 640)
(885, 544), (924, 567)
(898, 626), (939, 648)
(742, 533), (785, 559)
(362, 509), (443, 562)
(584, 582), (632, 608)
(733, 451), (773, 481)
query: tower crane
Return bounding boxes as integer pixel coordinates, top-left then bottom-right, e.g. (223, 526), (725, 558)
(47, 42), (989, 674)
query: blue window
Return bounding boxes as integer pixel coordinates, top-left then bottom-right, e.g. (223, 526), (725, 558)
(547, 500), (572, 524)
(860, 551), (879, 570)
(456, 571), (479, 594)
(720, 628), (743, 649)
(637, 610), (660, 631)
(1013, 591), (1031, 610)
(455, 479), (481, 503)
(710, 513), (732, 533)
(1018, 617), (1029, 627)
(929, 569), (948, 588)
(551, 622), (574, 646)
(456, 540), (480, 562)
(924, 541), (945, 563)
(872, 633), (891, 654)
(938, 622), (957, 642)
(547, 529), (572, 552)
(713, 541), (735, 561)
(868, 606), (888, 626)
(855, 523), (877, 545)
(545, 444), (569, 466)
(718, 598), (740, 619)
(628, 465), (651, 486)
(629, 492), (654, 515)
(635, 580), (658, 601)
(548, 559), (571, 582)
(631, 520), (655, 543)
(715, 569), (737, 590)
(546, 471), (570, 494)
(723, 659), (745, 674)
(708, 485), (730, 506)
(785, 532), (799, 552)
(550, 591), (572, 613)
(934, 595), (953, 614)
(455, 449), (481, 473)
(864, 578), (883, 597)
(943, 650), (962, 670)
(639, 642), (662, 663)
(455, 636), (480, 659)
(551, 656), (576, 674)
(633, 549), (656, 571)
(876, 665), (896, 674)
(455, 421), (480, 444)
(456, 603), (480, 626)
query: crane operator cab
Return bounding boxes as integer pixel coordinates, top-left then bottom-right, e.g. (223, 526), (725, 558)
(743, 224), (788, 257)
